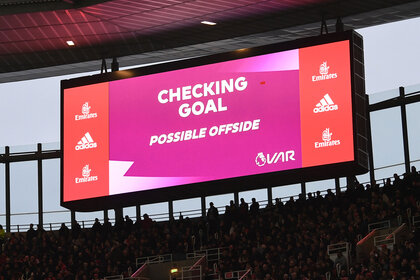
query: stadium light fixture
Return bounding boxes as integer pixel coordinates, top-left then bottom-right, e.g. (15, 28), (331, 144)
(201, 21), (217, 25)
(170, 267), (178, 280)
(66, 40), (75, 46)
(170, 268), (178, 274)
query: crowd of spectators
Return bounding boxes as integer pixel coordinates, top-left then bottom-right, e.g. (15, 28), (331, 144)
(0, 168), (418, 280)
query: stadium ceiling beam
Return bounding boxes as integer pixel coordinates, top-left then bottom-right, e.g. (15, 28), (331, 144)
(2, 0), (420, 82)
(0, 150), (61, 163)
(0, 0), (112, 16)
(368, 91), (420, 112)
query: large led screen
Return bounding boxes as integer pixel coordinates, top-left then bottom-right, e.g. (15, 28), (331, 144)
(62, 31), (367, 210)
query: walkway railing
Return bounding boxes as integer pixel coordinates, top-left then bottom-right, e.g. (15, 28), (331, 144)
(136, 254), (172, 267)
(1, 164), (419, 233)
(224, 270), (249, 279)
(180, 266), (202, 280)
(131, 262), (148, 278)
(104, 275), (150, 280)
(238, 269), (251, 280)
(413, 215), (420, 229)
(368, 220), (391, 232)
(103, 276), (148, 280)
(187, 247), (225, 262)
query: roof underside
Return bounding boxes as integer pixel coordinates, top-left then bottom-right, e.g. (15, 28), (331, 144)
(1, 0), (420, 83)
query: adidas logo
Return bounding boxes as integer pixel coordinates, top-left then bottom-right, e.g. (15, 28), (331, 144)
(312, 61), (338, 82)
(313, 94), (338, 113)
(75, 164), (98, 184)
(75, 132), (97, 150)
(75, 102), (97, 121)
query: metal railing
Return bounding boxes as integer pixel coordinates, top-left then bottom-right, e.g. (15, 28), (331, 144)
(327, 242), (350, 274)
(368, 220), (391, 232)
(189, 255), (206, 271)
(186, 247), (226, 262)
(180, 265), (202, 280)
(180, 256), (222, 280)
(224, 270), (249, 279)
(327, 242), (350, 255)
(374, 234), (395, 248)
(239, 269), (252, 280)
(131, 262), (148, 279)
(356, 229), (376, 246)
(135, 254), (172, 267)
(103, 276), (149, 280)
(1, 83), (420, 232)
(374, 223), (409, 249)
(413, 215), (420, 229)
(1, 164), (418, 233)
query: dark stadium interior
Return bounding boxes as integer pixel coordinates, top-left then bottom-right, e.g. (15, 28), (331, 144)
(2, 0), (420, 82)
(0, 170), (419, 279)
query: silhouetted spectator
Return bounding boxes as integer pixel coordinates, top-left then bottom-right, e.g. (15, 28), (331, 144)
(124, 215), (133, 231)
(103, 217), (112, 234)
(207, 202), (219, 232)
(307, 192), (314, 201)
(407, 166), (420, 183)
(36, 224), (45, 234)
(325, 189), (335, 199)
(92, 218), (101, 232)
(250, 198), (259, 215)
(393, 173), (402, 187)
(239, 198), (249, 219)
(58, 223), (69, 237)
(274, 197), (283, 212)
(71, 220), (81, 238)
(239, 198), (248, 212)
(141, 214), (153, 230)
(207, 202), (219, 221)
(228, 200), (238, 219)
(286, 196), (295, 208)
(26, 223), (36, 240)
(0, 224), (4, 253)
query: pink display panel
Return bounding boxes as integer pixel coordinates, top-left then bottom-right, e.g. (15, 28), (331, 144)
(63, 39), (354, 203)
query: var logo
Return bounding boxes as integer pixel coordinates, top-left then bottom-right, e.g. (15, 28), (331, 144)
(255, 151), (295, 167)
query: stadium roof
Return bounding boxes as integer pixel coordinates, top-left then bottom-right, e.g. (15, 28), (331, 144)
(1, 0), (420, 83)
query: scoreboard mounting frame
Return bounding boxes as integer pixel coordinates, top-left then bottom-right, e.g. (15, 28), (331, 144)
(61, 30), (368, 211)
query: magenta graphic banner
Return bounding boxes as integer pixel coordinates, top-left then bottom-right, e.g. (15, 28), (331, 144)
(108, 50), (302, 194)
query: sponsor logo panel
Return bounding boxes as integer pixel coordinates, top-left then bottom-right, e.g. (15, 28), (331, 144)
(75, 164), (99, 183)
(75, 102), (98, 121)
(63, 82), (110, 202)
(313, 94), (338, 114)
(312, 61), (338, 82)
(314, 128), (341, 148)
(299, 40), (354, 168)
(75, 132), (98, 150)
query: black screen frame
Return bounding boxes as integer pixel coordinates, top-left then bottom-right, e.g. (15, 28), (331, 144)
(61, 30), (368, 211)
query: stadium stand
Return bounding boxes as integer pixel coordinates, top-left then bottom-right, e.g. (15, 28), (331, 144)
(0, 169), (418, 280)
